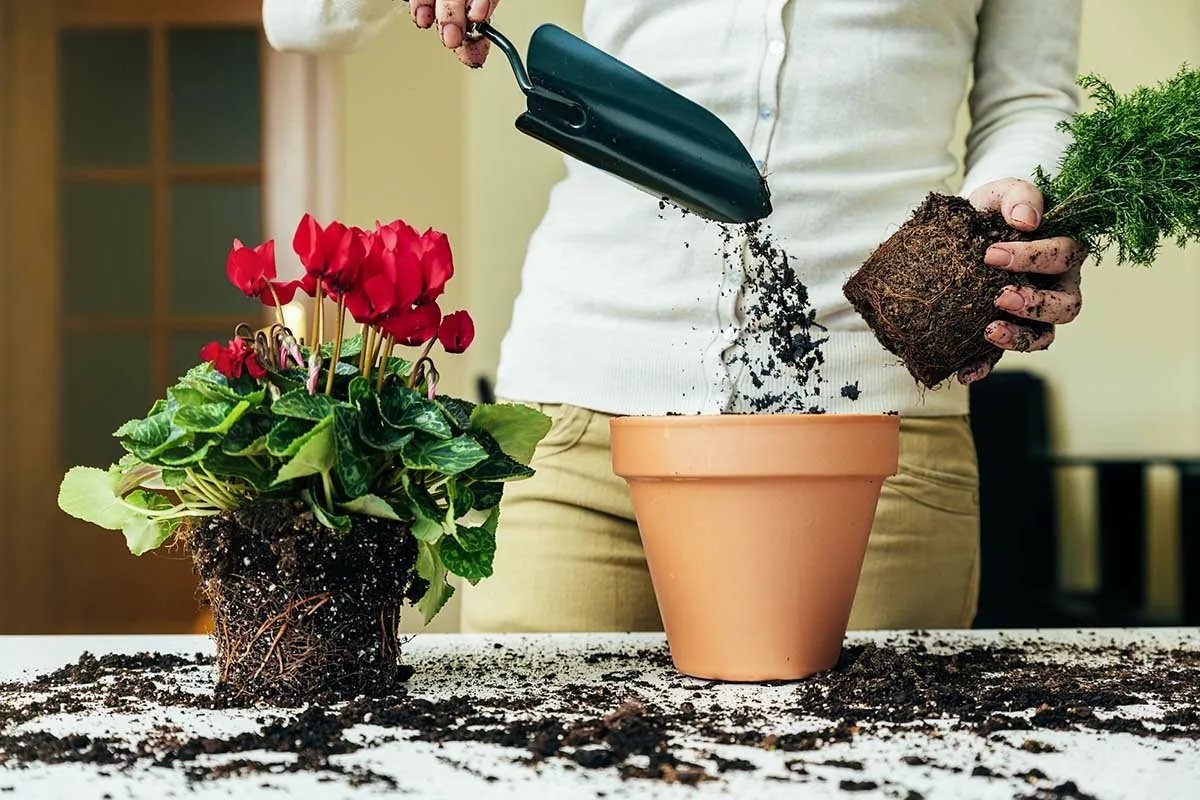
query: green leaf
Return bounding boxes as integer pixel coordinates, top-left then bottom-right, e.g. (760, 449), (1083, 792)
(401, 434), (488, 476)
(347, 377), (372, 408)
(274, 417), (335, 484)
(320, 333), (363, 361)
(447, 481), (475, 518)
(379, 384), (452, 439)
(178, 362), (266, 404)
(302, 488), (351, 532)
(416, 541), (455, 624)
(58, 467), (130, 530)
(339, 494), (401, 521)
(359, 396), (414, 451)
(272, 389), (348, 421)
(442, 517), (497, 585)
(411, 516), (443, 543)
(154, 439), (214, 467)
(436, 396), (476, 431)
(120, 491), (180, 555)
(222, 414), (273, 456)
(116, 411), (190, 459)
(162, 468), (188, 489)
(471, 481), (504, 511)
(267, 417), (318, 458)
(465, 430), (535, 482)
(174, 400), (249, 435)
(167, 385), (209, 408)
(469, 403), (552, 465)
(333, 406), (372, 498)
(202, 451), (274, 490)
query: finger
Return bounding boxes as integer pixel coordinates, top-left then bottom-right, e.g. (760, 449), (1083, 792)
(984, 320), (1056, 352)
(455, 0), (498, 66)
(410, 0), (435, 28)
(994, 278), (1082, 324)
(466, 0), (495, 23)
(437, 0), (468, 48)
(455, 38), (491, 67)
(957, 360), (993, 386)
(968, 178), (1044, 232)
(984, 237), (1087, 275)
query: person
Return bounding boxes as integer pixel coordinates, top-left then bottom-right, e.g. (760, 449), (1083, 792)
(263, 0), (1086, 632)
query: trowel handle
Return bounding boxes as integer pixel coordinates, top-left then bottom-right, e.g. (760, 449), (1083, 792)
(470, 22), (535, 95)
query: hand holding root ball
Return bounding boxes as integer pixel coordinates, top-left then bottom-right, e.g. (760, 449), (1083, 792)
(957, 178), (1088, 385)
(409, 0), (502, 67)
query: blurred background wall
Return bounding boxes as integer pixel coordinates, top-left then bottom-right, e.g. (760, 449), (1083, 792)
(1, 0), (1196, 633)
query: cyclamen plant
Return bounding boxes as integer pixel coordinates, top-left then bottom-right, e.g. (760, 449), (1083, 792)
(58, 214), (550, 624)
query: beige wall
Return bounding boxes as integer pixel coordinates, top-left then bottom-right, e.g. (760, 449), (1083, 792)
(337, 2), (1198, 626)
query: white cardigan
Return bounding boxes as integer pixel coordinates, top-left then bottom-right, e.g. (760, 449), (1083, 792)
(264, 0), (1081, 416)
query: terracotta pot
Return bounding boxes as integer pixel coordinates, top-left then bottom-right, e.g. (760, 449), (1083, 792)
(610, 414), (900, 682)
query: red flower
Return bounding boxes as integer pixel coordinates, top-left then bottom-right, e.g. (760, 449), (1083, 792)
(414, 229), (454, 303)
(377, 220), (454, 304)
(291, 214), (366, 298)
(346, 227), (424, 326)
(226, 239), (298, 307)
(200, 338), (267, 381)
(438, 310), (475, 354)
(383, 302), (442, 347)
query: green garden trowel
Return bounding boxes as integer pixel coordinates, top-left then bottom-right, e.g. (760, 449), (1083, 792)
(475, 22), (772, 224)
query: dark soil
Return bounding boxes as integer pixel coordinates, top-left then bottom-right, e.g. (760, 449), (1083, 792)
(2, 636), (1196, 795)
(843, 192), (1055, 387)
(183, 500), (423, 704)
(720, 221), (830, 413)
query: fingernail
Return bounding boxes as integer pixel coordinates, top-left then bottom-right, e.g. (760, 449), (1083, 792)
(416, 6), (434, 26)
(1012, 203), (1041, 228)
(984, 246), (1013, 267)
(986, 321), (1012, 346)
(441, 22), (461, 46)
(995, 287), (1024, 312)
(468, 0), (486, 19)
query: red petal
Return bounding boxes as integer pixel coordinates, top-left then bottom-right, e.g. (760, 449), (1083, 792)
(293, 214), (323, 272)
(245, 354), (268, 380)
(417, 229), (454, 302)
(200, 341), (223, 363)
(226, 242), (265, 296)
(393, 248), (423, 309)
(254, 240), (277, 281)
(386, 302), (442, 347)
(326, 227), (366, 293)
(438, 310), (475, 354)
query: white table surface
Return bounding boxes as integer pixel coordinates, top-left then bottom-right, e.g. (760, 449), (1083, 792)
(1, 629), (1198, 799)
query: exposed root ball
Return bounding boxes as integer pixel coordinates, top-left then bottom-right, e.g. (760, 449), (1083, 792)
(184, 501), (423, 704)
(844, 193), (1053, 387)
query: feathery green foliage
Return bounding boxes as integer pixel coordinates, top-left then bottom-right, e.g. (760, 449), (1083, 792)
(1036, 66), (1200, 265)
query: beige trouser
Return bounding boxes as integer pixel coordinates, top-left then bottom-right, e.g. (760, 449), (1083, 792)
(460, 405), (980, 632)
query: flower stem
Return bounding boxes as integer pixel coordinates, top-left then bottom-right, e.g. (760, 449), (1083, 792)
(365, 328), (384, 383)
(357, 323), (371, 374)
(325, 298), (347, 395)
(266, 284), (287, 329)
(407, 337), (438, 390)
(309, 283), (323, 350)
(321, 471), (335, 509)
(376, 334), (395, 392)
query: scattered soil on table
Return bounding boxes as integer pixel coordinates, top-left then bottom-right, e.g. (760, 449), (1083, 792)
(843, 192), (1056, 387)
(2, 637), (1198, 796)
(183, 500), (423, 704)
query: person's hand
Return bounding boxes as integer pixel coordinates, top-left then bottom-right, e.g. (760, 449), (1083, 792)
(958, 178), (1087, 385)
(409, 0), (501, 68)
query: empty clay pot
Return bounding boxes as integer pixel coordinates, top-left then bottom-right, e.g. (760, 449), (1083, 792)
(610, 414), (900, 682)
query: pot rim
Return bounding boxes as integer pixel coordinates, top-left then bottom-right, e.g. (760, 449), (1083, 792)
(611, 413), (900, 428)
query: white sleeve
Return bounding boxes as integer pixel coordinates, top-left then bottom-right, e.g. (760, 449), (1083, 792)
(961, 0), (1082, 195)
(262, 0), (405, 53)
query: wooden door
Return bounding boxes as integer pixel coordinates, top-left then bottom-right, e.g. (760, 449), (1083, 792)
(0, 0), (269, 633)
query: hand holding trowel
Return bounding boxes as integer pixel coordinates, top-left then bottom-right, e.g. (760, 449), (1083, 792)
(406, 3), (772, 224)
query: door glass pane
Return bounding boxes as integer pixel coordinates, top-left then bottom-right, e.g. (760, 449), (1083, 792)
(171, 331), (234, 384)
(169, 28), (261, 165)
(60, 30), (151, 167)
(61, 182), (153, 316)
(171, 183), (262, 315)
(61, 332), (151, 467)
